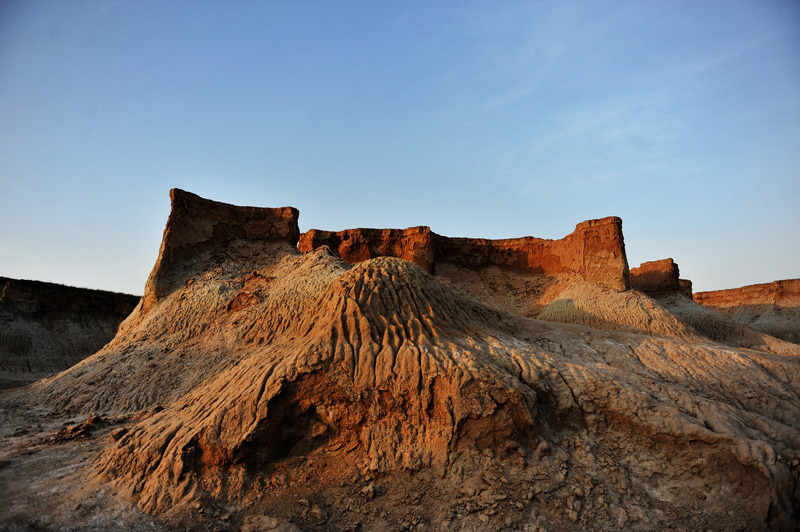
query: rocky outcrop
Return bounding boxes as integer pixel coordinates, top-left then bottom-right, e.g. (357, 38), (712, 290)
(299, 216), (630, 291)
(694, 279), (800, 308)
(694, 279), (800, 343)
(0, 277), (139, 385)
(630, 258), (693, 297)
(142, 189), (299, 312)
(299, 226), (435, 272)
(25, 190), (800, 530)
(678, 278), (693, 297)
(630, 258), (680, 293)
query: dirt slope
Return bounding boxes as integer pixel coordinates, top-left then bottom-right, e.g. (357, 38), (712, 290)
(8, 190), (800, 530)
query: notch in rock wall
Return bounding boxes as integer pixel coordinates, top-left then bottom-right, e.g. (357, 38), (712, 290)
(298, 226), (436, 273)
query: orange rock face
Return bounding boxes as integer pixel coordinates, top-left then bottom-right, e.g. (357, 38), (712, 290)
(678, 279), (693, 297)
(693, 279), (800, 343)
(299, 216), (630, 291)
(694, 279), (800, 308)
(299, 226), (435, 272)
(142, 189), (299, 312)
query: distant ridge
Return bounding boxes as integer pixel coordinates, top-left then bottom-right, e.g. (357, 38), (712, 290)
(0, 276), (139, 387)
(694, 279), (800, 343)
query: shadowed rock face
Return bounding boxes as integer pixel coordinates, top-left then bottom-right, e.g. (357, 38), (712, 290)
(0, 277), (139, 382)
(694, 279), (800, 343)
(630, 258), (693, 297)
(299, 216), (630, 291)
(630, 258), (679, 293)
(678, 278), (693, 296)
(25, 190), (800, 530)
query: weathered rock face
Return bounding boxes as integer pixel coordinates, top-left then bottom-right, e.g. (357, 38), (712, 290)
(678, 278), (693, 297)
(629, 258), (694, 297)
(24, 191), (800, 530)
(142, 189), (299, 313)
(694, 279), (800, 308)
(299, 216), (630, 291)
(299, 226), (435, 272)
(694, 279), (800, 343)
(0, 277), (139, 386)
(630, 258), (679, 293)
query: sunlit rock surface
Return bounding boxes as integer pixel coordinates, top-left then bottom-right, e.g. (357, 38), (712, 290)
(2, 190), (798, 530)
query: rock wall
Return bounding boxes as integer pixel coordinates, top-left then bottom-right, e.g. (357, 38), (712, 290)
(678, 279), (693, 297)
(630, 258), (693, 297)
(630, 259), (680, 293)
(694, 279), (800, 308)
(299, 226), (435, 272)
(0, 277), (139, 380)
(142, 189), (300, 312)
(299, 216), (630, 291)
(693, 279), (800, 343)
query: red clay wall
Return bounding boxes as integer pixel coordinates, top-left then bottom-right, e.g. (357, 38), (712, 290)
(630, 259), (680, 294)
(694, 279), (800, 308)
(299, 216), (630, 291)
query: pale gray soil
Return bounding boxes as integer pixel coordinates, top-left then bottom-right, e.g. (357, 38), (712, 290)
(0, 390), (165, 531)
(0, 372), (53, 391)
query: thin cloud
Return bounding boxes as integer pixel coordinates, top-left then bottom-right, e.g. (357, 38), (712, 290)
(646, 35), (775, 81)
(528, 93), (680, 152)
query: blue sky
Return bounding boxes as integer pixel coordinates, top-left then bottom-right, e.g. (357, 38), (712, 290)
(1, 0), (798, 295)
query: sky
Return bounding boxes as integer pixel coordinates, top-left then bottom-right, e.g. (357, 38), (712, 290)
(1, 0), (798, 295)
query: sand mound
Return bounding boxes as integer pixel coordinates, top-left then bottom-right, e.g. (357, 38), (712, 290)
(535, 280), (698, 340)
(79, 252), (800, 528)
(746, 307), (800, 343)
(656, 293), (800, 357)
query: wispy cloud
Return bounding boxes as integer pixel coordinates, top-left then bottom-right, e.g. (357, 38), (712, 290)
(480, 40), (569, 111)
(528, 92), (680, 153)
(483, 87), (533, 109)
(647, 35), (775, 80)
(512, 92), (685, 198)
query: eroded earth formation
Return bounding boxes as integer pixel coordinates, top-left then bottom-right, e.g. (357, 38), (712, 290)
(0, 277), (139, 389)
(1, 189), (799, 531)
(694, 280), (800, 344)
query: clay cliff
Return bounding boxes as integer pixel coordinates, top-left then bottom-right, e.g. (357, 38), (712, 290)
(142, 189), (299, 313)
(694, 279), (800, 343)
(694, 279), (800, 308)
(630, 258), (692, 297)
(299, 216), (629, 292)
(0, 277), (139, 388)
(18, 190), (799, 531)
(299, 226), (435, 273)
